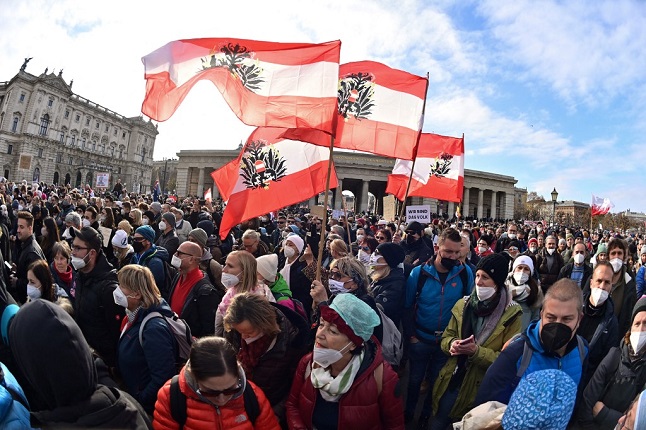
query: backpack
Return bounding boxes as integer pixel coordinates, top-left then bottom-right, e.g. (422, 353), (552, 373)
(375, 304), (403, 367)
(168, 374), (259, 428)
(139, 311), (193, 369)
(141, 249), (178, 299)
(513, 333), (586, 380)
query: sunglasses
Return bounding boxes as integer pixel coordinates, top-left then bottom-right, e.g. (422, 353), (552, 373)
(376, 235), (386, 240)
(329, 271), (347, 281)
(197, 382), (243, 397)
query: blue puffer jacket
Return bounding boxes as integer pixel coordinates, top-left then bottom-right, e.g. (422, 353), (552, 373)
(130, 245), (170, 292)
(403, 263), (473, 342)
(474, 320), (588, 406)
(0, 362), (32, 429)
(117, 300), (177, 414)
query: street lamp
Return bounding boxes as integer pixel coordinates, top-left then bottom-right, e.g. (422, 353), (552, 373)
(551, 187), (558, 226)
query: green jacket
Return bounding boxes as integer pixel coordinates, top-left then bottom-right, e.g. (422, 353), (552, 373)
(432, 294), (522, 419)
(269, 273), (292, 302)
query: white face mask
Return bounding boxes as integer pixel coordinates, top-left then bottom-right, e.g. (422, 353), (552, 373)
(546, 248), (555, 255)
(574, 253), (585, 265)
(243, 333), (264, 344)
(610, 258), (623, 273)
(478, 246), (487, 253)
(171, 254), (182, 269)
(328, 279), (348, 295)
(357, 250), (370, 265)
(284, 246), (295, 259)
(356, 235), (365, 243)
(313, 342), (352, 368)
(113, 287), (130, 308)
(121, 209), (126, 215)
(221, 272), (240, 289)
(41, 227), (48, 236)
(529, 246), (537, 253)
(27, 284), (41, 300)
(62, 228), (72, 239)
(513, 272), (529, 285)
(590, 288), (609, 307)
(508, 233), (516, 240)
(159, 221), (167, 231)
(71, 254), (87, 270)
(511, 285), (528, 298)
(630, 331), (646, 354)
(476, 286), (496, 301)
(82, 218), (91, 228)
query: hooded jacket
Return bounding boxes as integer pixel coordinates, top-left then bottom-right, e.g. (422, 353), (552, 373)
(370, 267), (406, 328)
(9, 300), (151, 429)
(74, 252), (124, 367)
(13, 234), (46, 302)
(130, 245), (170, 293)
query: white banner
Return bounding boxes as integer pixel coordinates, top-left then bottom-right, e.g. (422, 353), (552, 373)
(406, 205), (431, 223)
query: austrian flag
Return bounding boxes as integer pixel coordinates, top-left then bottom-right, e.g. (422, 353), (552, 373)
(141, 38), (341, 133)
(591, 195), (614, 216)
(212, 127), (336, 239)
(386, 133), (464, 203)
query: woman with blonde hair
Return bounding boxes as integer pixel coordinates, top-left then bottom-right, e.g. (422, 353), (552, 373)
(115, 264), (178, 414)
(129, 208), (143, 229)
(214, 251), (274, 336)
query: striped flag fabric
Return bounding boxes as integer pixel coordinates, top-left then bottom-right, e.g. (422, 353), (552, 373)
(591, 195), (614, 216)
(141, 38), (341, 133)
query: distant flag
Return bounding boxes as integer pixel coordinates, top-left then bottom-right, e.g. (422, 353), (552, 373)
(204, 188), (212, 203)
(153, 178), (161, 202)
(211, 127), (336, 239)
(141, 38), (341, 133)
(386, 133), (464, 202)
(591, 195), (614, 216)
(284, 60), (427, 160)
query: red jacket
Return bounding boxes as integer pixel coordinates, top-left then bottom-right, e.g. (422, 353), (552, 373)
(285, 340), (404, 430)
(153, 367), (280, 430)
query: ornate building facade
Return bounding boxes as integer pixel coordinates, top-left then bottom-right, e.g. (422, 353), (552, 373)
(0, 62), (157, 192)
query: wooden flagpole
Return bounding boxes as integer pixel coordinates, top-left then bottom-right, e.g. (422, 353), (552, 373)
(396, 73), (430, 233)
(316, 134), (335, 282)
(341, 194), (352, 246)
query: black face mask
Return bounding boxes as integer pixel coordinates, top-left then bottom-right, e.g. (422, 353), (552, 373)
(406, 234), (417, 245)
(440, 257), (459, 270)
(132, 241), (144, 253)
(540, 322), (573, 354)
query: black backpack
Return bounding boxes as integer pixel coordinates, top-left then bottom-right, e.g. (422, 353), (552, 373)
(169, 375), (259, 428)
(141, 249), (177, 299)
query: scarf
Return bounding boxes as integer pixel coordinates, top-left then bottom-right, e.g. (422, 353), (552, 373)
(310, 350), (364, 402)
(55, 264), (73, 286)
(237, 335), (274, 380)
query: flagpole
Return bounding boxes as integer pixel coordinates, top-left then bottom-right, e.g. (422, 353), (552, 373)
(316, 134), (335, 282)
(341, 194), (352, 247)
(396, 73), (430, 232)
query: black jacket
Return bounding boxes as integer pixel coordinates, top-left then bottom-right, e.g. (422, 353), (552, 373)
(74, 253), (125, 367)
(9, 300), (151, 428)
(13, 234), (45, 303)
(402, 238), (433, 278)
(558, 262), (593, 288)
(167, 272), (223, 338)
(577, 290), (619, 381)
(370, 267), (406, 327)
(536, 248), (565, 291)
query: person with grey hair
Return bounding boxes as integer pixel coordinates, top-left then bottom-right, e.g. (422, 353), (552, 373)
(330, 224), (345, 240)
(236, 229), (269, 258)
(61, 211), (82, 244)
(172, 207), (192, 243)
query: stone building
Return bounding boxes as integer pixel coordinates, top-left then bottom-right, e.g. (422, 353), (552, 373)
(0, 62), (157, 192)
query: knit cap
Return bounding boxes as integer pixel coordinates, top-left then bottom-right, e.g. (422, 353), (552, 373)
(135, 225), (155, 243)
(150, 201), (162, 213)
(595, 243), (608, 256)
(111, 229), (128, 249)
(632, 296), (646, 323)
(528, 237), (538, 247)
(285, 234), (304, 253)
(476, 253), (510, 289)
(513, 255), (535, 275)
(162, 212), (176, 228)
(502, 369), (577, 430)
(256, 254), (278, 282)
(188, 228), (208, 249)
(641, 245), (646, 256)
(376, 242), (406, 268)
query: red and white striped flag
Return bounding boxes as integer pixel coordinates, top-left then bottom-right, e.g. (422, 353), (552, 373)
(591, 195), (614, 216)
(204, 188), (212, 203)
(141, 38), (341, 133)
(284, 60), (427, 160)
(386, 133), (464, 202)
(211, 127), (336, 239)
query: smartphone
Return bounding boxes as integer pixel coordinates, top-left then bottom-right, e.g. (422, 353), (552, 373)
(4, 261), (11, 270)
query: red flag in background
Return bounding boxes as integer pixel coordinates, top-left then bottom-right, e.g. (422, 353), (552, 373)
(211, 127), (335, 239)
(284, 60), (427, 160)
(141, 38), (341, 133)
(591, 195), (614, 216)
(386, 133), (464, 202)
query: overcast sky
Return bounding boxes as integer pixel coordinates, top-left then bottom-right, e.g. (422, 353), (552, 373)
(2, 0), (645, 213)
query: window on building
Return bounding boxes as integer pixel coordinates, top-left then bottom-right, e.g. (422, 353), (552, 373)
(92, 141), (96, 151)
(11, 116), (18, 132)
(38, 148), (43, 157)
(59, 132), (65, 143)
(4, 170), (9, 180)
(65, 110), (70, 119)
(81, 138), (86, 148)
(75, 114), (80, 122)
(7, 145), (13, 154)
(95, 121), (99, 129)
(48, 98), (53, 107)
(113, 129), (117, 136)
(56, 153), (62, 163)
(118, 167), (122, 174)
(71, 135), (76, 145)
(122, 132), (126, 139)
(85, 118), (90, 126)
(19, 93), (25, 103)
(105, 124), (109, 132)
(69, 156), (73, 165)
(39, 114), (50, 136)
(142, 147), (147, 162)
(119, 148), (124, 159)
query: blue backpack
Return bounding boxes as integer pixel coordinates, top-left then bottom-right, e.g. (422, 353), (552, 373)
(0, 362), (32, 429)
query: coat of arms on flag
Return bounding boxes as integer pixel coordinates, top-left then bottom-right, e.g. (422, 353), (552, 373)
(338, 72), (375, 120)
(239, 141), (287, 190)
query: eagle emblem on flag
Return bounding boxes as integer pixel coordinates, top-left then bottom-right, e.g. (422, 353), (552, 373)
(201, 43), (265, 91)
(337, 72), (375, 120)
(240, 140), (287, 190)
(430, 153), (454, 178)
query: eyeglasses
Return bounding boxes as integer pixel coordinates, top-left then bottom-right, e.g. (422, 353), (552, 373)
(72, 245), (88, 252)
(277, 221), (286, 224)
(329, 271), (348, 281)
(197, 382), (243, 398)
(175, 250), (196, 258)
(508, 247), (519, 252)
(133, 237), (145, 243)
(376, 236), (386, 240)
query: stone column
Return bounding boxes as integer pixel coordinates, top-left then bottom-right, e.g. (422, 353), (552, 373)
(176, 167), (189, 197)
(448, 201), (455, 219)
(490, 191), (497, 220)
(360, 180), (370, 212)
(477, 188), (484, 219)
(334, 178), (343, 210)
(212, 177), (220, 199)
(196, 167), (205, 197)
(463, 187), (470, 217)
(505, 192), (515, 220)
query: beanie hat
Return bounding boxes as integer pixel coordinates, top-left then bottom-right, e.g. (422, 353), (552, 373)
(406, 221), (423, 235)
(632, 297), (646, 323)
(595, 243), (608, 256)
(513, 255), (535, 275)
(256, 254), (278, 283)
(111, 229), (129, 249)
(528, 238), (538, 247)
(135, 225), (155, 244)
(508, 239), (521, 250)
(502, 369), (576, 430)
(143, 210), (155, 222)
(150, 201), (162, 213)
(476, 253), (511, 289)
(188, 228), (208, 249)
(162, 212), (176, 228)
(196, 220), (214, 237)
(634, 389), (646, 430)
(285, 234), (304, 253)
(376, 242), (406, 268)
(320, 293), (380, 346)
(558, 238), (567, 246)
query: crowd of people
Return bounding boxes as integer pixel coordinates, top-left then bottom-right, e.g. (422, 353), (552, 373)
(0, 178), (645, 429)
